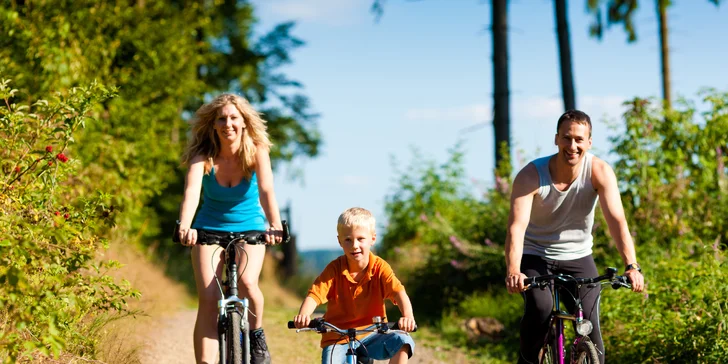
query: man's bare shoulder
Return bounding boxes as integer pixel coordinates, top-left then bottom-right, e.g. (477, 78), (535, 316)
(512, 162), (540, 194)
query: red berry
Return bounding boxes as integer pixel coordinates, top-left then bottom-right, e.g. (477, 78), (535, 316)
(48, 161), (53, 166)
(45, 145), (53, 153)
(63, 213), (70, 219)
(56, 153), (69, 163)
(14, 166), (20, 173)
(55, 211), (61, 216)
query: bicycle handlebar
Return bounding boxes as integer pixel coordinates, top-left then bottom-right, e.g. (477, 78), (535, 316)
(287, 318), (417, 333)
(524, 267), (632, 290)
(175, 220), (291, 245)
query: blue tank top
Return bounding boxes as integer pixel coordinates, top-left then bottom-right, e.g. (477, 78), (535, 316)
(192, 167), (266, 232)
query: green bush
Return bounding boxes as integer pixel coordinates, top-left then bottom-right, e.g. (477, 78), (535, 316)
(0, 80), (139, 362)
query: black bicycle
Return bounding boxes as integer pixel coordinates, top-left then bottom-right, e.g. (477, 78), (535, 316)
(524, 267), (631, 364)
(187, 222), (290, 364)
(287, 316), (417, 364)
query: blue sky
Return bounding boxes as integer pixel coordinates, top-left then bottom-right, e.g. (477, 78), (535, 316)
(249, 0), (727, 251)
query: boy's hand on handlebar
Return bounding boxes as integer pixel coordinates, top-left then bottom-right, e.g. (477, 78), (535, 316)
(506, 272), (527, 294)
(293, 314), (310, 329)
(398, 316), (416, 332)
(624, 269), (645, 293)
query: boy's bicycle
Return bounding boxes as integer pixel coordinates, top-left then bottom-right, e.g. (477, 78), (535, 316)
(524, 267), (631, 364)
(190, 222), (290, 364)
(287, 317), (417, 364)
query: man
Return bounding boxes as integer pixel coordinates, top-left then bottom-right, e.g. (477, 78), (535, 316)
(504, 110), (645, 364)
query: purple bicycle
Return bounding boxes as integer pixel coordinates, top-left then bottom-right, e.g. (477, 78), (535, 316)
(524, 267), (631, 364)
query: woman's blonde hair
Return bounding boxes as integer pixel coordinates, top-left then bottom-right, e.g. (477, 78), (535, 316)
(181, 93), (273, 179)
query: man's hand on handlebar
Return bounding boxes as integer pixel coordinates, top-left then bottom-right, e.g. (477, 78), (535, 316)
(506, 271), (528, 294)
(624, 269), (645, 293)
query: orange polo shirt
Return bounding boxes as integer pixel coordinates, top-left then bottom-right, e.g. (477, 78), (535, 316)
(307, 252), (405, 348)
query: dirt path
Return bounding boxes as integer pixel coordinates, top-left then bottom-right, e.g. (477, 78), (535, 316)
(136, 283), (473, 363)
(106, 246), (475, 363)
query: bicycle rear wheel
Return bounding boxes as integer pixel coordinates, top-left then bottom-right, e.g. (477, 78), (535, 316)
(540, 321), (562, 364)
(539, 343), (557, 364)
(574, 337), (599, 363)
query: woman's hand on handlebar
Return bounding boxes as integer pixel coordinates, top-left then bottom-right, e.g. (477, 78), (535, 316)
(397, 316), (417, 332)
(180, 227), (198, 246)
(265, 224), (283, 245)
(293, 314), (311, 329)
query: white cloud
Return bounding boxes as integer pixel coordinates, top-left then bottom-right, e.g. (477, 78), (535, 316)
(256, 0), (367, 26)
(404, 104), (491, 124)
(404, 95), (628, 127)
(338, 175), (372, 186)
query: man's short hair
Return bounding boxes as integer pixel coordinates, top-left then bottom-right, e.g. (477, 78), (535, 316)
(337, 207), (376, 234)
(556, 110), (592, 136)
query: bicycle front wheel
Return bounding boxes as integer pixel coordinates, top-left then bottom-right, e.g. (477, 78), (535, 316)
(227, 310), (243, 364)
(574, 337), (599, 363)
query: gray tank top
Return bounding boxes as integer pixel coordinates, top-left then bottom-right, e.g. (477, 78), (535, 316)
(523, 153), (598, 260)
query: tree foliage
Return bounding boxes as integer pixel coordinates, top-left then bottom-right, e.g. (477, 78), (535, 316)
(0, 0), (320, 360)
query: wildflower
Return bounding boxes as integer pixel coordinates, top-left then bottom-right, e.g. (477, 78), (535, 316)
(45, 145), (53, 153)
(450, 260), (467, 270)
(56, 153), (69, 163)
(419, 213), (428, 222)
(55, 211), (61, 216)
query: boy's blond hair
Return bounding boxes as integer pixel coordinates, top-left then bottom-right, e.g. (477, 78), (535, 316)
(337, 207), (376, 234)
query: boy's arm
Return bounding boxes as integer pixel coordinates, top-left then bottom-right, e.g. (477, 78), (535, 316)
(393, 290), (416, 332)
(293, 296), (318, 329)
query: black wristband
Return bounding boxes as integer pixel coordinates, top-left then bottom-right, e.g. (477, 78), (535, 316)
(625, 263), (642, 273)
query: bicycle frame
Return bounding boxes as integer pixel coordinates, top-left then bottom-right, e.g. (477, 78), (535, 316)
(218, 241), (251, 364)
(546, 285), (589, 364)
(526, 268), (630, 364)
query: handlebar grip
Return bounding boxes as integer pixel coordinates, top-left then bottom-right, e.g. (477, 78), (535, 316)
(524, 277), (535, 286)
(282, 220), (291, 244)
(288, 319), (322, 329)
(388, 322), (418, 332)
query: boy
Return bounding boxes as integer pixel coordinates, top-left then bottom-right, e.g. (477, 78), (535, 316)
(292, 207), (416, 364)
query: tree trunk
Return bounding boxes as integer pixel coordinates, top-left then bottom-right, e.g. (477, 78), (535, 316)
(657, 0), (671, 110)
(554, 0), (576, 111)
(492, 0), (510, 171)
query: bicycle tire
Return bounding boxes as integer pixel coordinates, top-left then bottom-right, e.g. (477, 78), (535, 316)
(229, 310), (244, 364)
(574, 337), (599, 364)
(539, 342), (557, 364)
(242, 312), (250, 364)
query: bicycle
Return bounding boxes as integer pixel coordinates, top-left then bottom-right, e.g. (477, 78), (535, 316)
(523, 267), (631, 364)
(179, 221), (290, 364)
(287, 316), (417, 364)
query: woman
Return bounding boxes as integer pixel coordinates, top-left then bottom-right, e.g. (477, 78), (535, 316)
(177, 93), (282, 364)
